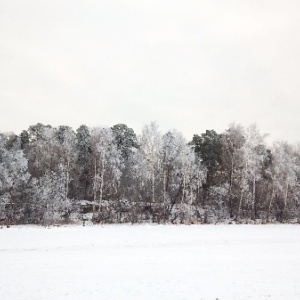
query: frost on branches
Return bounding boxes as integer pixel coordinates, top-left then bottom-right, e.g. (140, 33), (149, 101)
(1, 122), (300, 225)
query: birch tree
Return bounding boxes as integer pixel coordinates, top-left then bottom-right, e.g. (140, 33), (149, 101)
(221, 123), (245, 218)
(134, 122), (163, 203)
(56, 126), (77, 200)
(269, 142), (299, 220)
(32, 165), (70, 225)
(26, 124), (58, 178)
(241, 124), (267, 220)
(0, 134), (30, 223)
(90, 127), (123, 211)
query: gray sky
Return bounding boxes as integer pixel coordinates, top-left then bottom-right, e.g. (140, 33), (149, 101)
(1, 0), (300, 143)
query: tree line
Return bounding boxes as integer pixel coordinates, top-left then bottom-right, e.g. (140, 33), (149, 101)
(0, 122), (299, 225)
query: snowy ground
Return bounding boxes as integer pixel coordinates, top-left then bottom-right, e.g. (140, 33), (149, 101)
(1, 224), (300, 300)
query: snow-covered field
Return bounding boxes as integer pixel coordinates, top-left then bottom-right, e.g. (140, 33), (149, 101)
(1, 225), (300, 300)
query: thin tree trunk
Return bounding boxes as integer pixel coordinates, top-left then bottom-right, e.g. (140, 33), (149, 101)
(152, 170), (155, 203)
(181, 175), (186, 204)
(237, 192), (243, 221)
(228, 153), (235, 217)
(252, 174), (256, 220)
(284, 178), (289, 210)
(98, 162), (105, 212)
(267, 184), (275, 222)
(163, 169), (166, 215)
(93, 159), (97, 212)
(65, 159), (70, 201)
(238, 161), (247, 221)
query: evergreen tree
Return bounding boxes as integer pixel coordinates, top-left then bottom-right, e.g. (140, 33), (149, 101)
(76, 125), (92, 200)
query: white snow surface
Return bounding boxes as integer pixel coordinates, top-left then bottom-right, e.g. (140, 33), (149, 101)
(1, 224), (300, 300)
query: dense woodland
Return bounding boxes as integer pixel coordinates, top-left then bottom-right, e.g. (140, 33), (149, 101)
(0, 122), (300, 225)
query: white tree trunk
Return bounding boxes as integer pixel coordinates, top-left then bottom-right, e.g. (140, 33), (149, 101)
(93, 159), (97, 212)
(252, 174), (256, 220)
(267, 184), (275, 222)
(65, 159), (70, 201)
(152, 170), (155, 203)
(98, 158), (105, 212)
(284, 178), (289, 210)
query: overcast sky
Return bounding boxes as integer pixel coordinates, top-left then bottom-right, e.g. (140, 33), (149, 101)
(1, 0), (300, 143)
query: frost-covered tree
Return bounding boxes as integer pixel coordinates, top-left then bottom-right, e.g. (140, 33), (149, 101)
(26, 123), (59, 178)
(32, 165), (71, 225)
(111, 124), (138, 160)
(1, 120), (300, 225)
(176, 143), (205, 222)
(268, 141), (299, 221)
(20, 130), (30, 152)
(190, 130), (222, 188)
(133, 122), (163, 203)
(0, 134), (30, 223)
(221, 123), (246, 218)
(55, 126), (77, 200)
(239, 124), (267, 220)
(161, 130), (179, 207)
(132, 127), (206, 222)
(75, 125), (92, 200)
(163, 130), (205, 206)
(90, 127), (123, 211)
(111, 124), (138, 202)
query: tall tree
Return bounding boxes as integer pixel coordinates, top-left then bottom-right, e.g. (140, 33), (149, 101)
(133, 122), (163, 203)
(90, 127), (123, 212)
(190, 130), (222, 188)
(221, 123), (245, 218)
(0, 134), (30, 223)
(269, 141), (299, 221)
(76, 125), (92, 199)
(26, 123), (58, 178)
(111, 124), (138, 201)
(240, 124), (267, 220)
(55, 126), (77, 200)
(162, 130), (205, 209)
(32, 165), (71, 225)
(111, 124), (138, 160)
